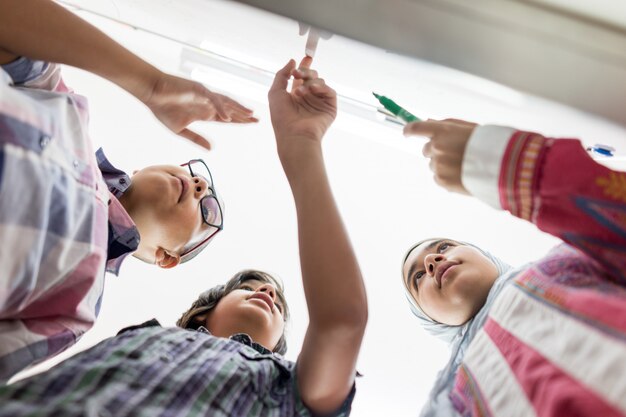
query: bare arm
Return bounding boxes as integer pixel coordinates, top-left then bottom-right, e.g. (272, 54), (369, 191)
(0, 0), (160, 100)
(268, 58), (367, 415)
(0, 0), (257, 149)
(0, 50), (17, 65)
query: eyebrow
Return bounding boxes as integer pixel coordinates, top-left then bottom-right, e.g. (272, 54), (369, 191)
(405, 239), (444, 289)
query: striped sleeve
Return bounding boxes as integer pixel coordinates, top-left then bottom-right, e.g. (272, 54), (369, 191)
(463, 126), (626, 284)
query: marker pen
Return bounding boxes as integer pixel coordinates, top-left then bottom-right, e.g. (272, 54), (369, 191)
(373, 93), (421, 123)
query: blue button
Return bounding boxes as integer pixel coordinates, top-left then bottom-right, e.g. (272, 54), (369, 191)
(589, 144), (615, 157)
(39, 135), (51, 148)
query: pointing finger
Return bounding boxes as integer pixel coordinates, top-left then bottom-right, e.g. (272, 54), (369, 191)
(403, 120), (445, 138)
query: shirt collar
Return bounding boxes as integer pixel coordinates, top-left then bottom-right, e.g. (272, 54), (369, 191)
(119, 321), (273, 355)
(197, 327), (272, 354)
(97, 148), (140, 275)
(97, 147), (132, 198)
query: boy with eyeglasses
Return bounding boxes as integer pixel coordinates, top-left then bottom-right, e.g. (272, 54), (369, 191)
(0, 0), (252, 382)
(0, 56), (366, 417)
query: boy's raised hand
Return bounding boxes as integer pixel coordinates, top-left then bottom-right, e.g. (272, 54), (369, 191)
(144, 73), (258, 151)
(268, 58), (366, 416)
(404, 118), (477, 194)
(268, 58), (337, 162)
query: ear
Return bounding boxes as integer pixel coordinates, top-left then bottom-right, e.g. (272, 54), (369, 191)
(193, 314), (207, 325)
(154, 247), (181, 269)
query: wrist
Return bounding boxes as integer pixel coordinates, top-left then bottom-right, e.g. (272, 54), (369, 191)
(107, 58), (162, 104)
(277, 137), (323, 179)
(129, 65), (163, 105)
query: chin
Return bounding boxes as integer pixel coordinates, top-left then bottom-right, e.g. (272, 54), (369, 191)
(132, 250), (155, 264)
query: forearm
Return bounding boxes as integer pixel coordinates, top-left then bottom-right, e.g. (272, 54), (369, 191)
(283, 143), (367, 327)
(0, 0), (160, 101)
(283, 142), (366, 414)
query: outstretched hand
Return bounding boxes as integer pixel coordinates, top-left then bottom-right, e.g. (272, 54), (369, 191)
(268, 57), (337, 160)
(144, 73), (258, 150)
(404, 118), (478, 194)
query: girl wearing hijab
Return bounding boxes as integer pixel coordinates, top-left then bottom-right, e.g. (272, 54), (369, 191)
(402, 120), (626, 417)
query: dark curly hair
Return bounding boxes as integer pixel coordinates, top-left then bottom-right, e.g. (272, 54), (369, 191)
(176, 269), (290, 355)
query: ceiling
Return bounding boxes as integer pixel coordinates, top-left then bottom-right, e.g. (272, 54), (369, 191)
(235, 0), (626, 127)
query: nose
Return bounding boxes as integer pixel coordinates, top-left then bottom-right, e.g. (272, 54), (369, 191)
(192, 176), (209, 199)
(424, 253), (445, 276)
(256, 283), (277, 301)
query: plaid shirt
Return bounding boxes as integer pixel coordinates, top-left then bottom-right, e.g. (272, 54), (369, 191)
(0, 320), (356, 417)
(0, 58), (139, 383)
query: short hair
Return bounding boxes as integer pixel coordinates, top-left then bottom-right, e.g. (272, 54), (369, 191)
(176, 269), (290, 355)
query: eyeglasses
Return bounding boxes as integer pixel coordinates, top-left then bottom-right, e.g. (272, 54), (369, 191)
(179, 159), (224, 258)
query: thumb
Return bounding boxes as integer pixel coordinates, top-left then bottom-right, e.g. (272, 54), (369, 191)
(179, 128), (212, 151)
(269, 59), (296, 96)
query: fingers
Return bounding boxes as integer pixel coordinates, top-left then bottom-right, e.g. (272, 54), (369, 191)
(270, 57), (332, 101)
(211, 97), (231, 122)
(414, 120), (471, 195)
(294, 78), (329, 97)
(291, 60), (316, 92)
(403, 119), (475, 137)
(179, 128), (212, 151)
(298, 56), (313, 70)
(224, 114), (259, 123)
(403, 120), (444, 138)
(269, 59), (296, 96)
(223, 96), (253, 115)
(442, 118), (476, 127)
(220, 96), (258, 123)
(301, 81), (335, 101)
(309, 82), (336, 99)
(292, 68), (319, 81)
(223, 113), (258, 123)
(422, 141), (432, 158)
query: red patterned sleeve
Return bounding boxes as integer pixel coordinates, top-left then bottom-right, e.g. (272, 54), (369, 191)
(499, 131), (626, 282)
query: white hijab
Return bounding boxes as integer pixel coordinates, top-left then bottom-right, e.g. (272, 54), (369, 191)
(402, 239), (525, 416)
(402, 239), (513, 345)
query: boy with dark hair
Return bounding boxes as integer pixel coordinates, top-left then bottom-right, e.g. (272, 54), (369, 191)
(0, 58), (367, 417)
